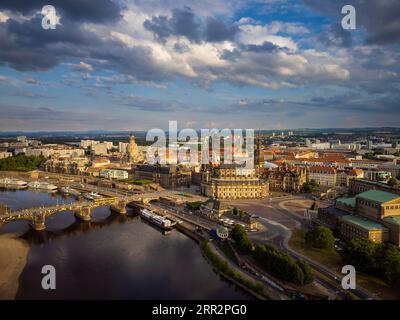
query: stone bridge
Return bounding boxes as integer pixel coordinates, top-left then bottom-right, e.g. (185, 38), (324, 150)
(0, 191), (166, 231)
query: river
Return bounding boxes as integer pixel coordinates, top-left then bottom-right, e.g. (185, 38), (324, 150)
(0, 188), (250, 299)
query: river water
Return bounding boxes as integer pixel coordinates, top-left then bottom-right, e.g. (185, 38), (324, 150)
(0, 188), (250, 299)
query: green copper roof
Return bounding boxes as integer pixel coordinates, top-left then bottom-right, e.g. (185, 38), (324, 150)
(356, 190), (399, 204)
(383, 216), (400, 226)
(342, 215), (388, 231)
(336, 197), (356, 208)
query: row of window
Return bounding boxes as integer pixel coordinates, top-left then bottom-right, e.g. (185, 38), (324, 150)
(358, 199), (379, 209)
(385, 205), (400, 210)
(341, 223), (366, 238)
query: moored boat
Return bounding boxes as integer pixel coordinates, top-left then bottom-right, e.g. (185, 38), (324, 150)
(60, 186), (81, 196)
(83, 192), (102, 201)
(28, 181), (58, 191)
(0, 178), (28, 186)
(140, 208), (173, 230)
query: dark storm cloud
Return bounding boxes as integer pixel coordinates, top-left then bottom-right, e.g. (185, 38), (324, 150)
(303, 0), (400, 45)
(144, 7), (201, 43)
(0, 14), (170, 81)
(143, 7), (239, 43)
(0, 0), (122, 23)
(143, 15), (173, 43)
(0, 15), (102, 71)
(174, 42), (190, 53)
(318, 23), (352, 48)
(221, 41), (281, 61)
(88, 41), (173, 82)
(6, 15), (101, 47)
(204, 17), (239, 42)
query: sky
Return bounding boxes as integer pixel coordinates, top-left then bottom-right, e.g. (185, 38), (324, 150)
(0, 0), (399, 131)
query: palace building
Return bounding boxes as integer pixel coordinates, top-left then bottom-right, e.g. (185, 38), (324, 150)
(200, 163), (268, 200)
(200, 134), (268, 200)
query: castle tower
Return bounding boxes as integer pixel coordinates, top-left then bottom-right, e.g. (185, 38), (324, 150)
(254, 132), (264, 176)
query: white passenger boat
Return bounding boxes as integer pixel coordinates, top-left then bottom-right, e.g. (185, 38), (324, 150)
(140, 208), (173, 230)
(60, 186), (81, 196)
(0, 178), (28, 186)
(83, 192), (102, 201)
(28, 181), (58, 191)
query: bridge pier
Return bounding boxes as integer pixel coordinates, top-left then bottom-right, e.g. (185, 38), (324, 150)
(31, 212), (46, 231)
(110, 200), (127, 215)
(75, 207), (92, 221)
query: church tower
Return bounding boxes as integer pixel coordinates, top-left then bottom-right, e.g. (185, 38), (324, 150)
(126, 131), (140, 163)
(254, 132), (264, 176)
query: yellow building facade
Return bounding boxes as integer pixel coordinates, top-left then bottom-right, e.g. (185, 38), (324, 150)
(201, 164), (268, 200)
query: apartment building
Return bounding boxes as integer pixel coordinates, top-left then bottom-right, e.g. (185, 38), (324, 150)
(308, 166), (337, 187)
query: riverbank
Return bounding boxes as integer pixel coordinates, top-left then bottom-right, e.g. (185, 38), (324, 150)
(0, 234), (29, 299)
(200, 240), (267, 300)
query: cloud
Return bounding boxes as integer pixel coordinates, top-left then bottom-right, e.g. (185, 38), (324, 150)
(144, 7), (240, 44)
(0, 2), (352, 89)
(238, 24), (298, 51)
(318, 23), (352, 48)
(0, 15), (102, 71)
(0, 0), (399, 130)
(70, 61), (94, 72)
(174, 42), (190, 53)
(143, 7), (201, 43)
(264, 21), (310, 34)
(0, 103), (129, 131)
(203, 17), (239, 42)
(22, 76), (37, 84)
(111, 94), (183, 112)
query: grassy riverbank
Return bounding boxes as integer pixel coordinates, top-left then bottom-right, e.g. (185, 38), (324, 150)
(200, 241), (263, 295)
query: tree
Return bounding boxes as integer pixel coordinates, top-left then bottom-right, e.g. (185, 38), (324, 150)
(303, 180), (318, 192)
(296, 259), (315, 284)
(341, 239), (400, 285)
(341, 238), (378, 274)
(253, 244), (314, 285)
(364, 153), (377, 160)
(230, 225), (252, 254)
(0, 154), (45, 172)
(186, 201), (203, 211)
(376, 244), (400, 285)
(305, 226), (335, 249)
(344, 291), (356, 300)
